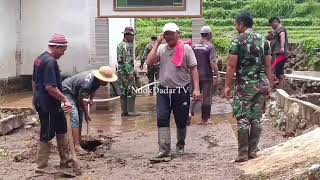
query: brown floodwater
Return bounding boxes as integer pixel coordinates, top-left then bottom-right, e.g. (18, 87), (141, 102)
(0, 91), (33, 107)
(89, 96), (236, 134)
(1, 92), (236, 134)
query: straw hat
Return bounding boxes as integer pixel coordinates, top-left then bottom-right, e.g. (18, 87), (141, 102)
(92, 66), (118, 83)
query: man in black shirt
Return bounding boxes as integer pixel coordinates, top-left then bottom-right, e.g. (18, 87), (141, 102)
(32, 33), (73, 171)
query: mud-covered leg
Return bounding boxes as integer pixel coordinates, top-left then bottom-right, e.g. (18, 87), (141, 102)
(236, 118), (250, 162)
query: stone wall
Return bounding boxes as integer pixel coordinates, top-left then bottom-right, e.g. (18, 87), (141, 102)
(295, 93), (320, 106)
(267, 89), (320, 137)
(0, 77), (24, 96)
(284, 78), (320, 94)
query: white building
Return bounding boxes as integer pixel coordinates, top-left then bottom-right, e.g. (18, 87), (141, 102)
(0, 0), (202, 80)
(0, 0), (133, 79)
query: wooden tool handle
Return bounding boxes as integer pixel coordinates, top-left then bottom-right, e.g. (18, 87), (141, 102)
(65, 112), (82, 175)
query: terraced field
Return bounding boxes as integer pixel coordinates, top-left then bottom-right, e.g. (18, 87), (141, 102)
(136, 0), (320, 70)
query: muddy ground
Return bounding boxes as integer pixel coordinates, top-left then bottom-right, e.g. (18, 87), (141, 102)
(0, 95), (287, 180)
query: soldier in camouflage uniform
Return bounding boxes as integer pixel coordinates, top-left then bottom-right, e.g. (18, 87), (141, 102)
(117, 27), (139, 116)
(224, 12), (273, 162)
(140, 35), (159, 95)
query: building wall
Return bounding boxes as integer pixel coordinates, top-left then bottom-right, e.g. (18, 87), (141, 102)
(0, 0), (138, 78)
(0, 0), (19, 79)
(20, 0), (133, 76)
(20, 0), (93, 76)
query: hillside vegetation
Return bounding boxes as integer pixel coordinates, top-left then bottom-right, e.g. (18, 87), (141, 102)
(136, 0), (320, 70)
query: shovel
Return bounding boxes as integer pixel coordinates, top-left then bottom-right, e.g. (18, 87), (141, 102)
(87, 103), (90, 136)
(81, 103), (100, 151)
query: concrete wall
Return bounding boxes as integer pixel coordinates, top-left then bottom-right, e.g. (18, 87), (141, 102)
(0, 0), (134, 78)
(20, 0), (132, 75)
(276, 89), (320, 132)
(20, 0), (94, 76)
(0, 0), (19, 79)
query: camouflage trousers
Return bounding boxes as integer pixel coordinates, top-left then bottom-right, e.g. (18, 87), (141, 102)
(233, 83), (269, 157)
(147, 66), (159, 94)
(117, 72), (136, 97)
(232, 81), (269, 123)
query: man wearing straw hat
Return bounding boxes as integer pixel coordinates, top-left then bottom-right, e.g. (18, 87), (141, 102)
(32, 33), (73, 171)
(62, 66), (118, 154)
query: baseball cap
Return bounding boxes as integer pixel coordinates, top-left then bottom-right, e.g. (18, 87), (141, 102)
(163, 23), (180, 33)
(200, 26), (212, 34)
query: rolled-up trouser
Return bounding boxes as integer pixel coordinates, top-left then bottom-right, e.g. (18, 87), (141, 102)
(37, 109), (67, 143)
(64, 93), (83, 129)
(190, 80), (213, 120)
(157, 85), (190, 129)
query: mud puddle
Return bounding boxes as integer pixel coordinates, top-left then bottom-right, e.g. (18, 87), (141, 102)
(0, 95), (288, 179)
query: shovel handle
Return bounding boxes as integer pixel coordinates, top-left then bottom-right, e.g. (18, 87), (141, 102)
(65, 112), (82, 175)
(87, 103), (90, 135)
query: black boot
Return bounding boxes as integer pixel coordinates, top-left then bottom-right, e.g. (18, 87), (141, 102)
(120, 95), (128, 116)
(248, 120), (262, 159)
(201, 104), (211, 122)
(235, 128), (249, 162)
(176, 128), (187, 155)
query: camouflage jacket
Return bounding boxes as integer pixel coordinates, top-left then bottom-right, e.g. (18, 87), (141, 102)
(117, 39), (134, 76)
(229, 29), (270, 85)
(141, 41), (159, 67)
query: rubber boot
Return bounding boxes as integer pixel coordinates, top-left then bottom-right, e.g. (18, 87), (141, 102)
(150, 127), (171, 162)
(201, 104), (212, 124)
(187, 115), (191, 126)
(35, 142), (51, 174)
(176, 128), (187, 155)
(36, 142), (50, 168)
(56, 134), (73, 168)
(248, 121), (262, 159)
(127, 96), (140, 116)
(120, 95), (128, 116)
(235, 128), (249, 162)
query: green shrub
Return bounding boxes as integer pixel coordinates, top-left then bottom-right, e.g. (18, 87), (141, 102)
(204, 0), (250, 10)
(293, 1), (320, 17)
(244, 0), (295, 18)
(213, 36), (233, 54)
(135, 38), (150, 59)
(301, 38), (320, 70)
(204, 8), (227, 19)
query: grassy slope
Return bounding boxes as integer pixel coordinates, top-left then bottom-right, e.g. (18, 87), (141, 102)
(136, 0), (320, 70)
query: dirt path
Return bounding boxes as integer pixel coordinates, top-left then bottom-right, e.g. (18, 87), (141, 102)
(0, 96), (286, 180)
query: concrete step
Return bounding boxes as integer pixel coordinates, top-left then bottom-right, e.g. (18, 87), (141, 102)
(0, 114), (24, 135)
(240, 128), (320, 179)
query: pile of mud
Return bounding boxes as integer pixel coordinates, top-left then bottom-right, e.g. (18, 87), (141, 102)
(286, 43), (309, 71)
(12, 135), (114, 163)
